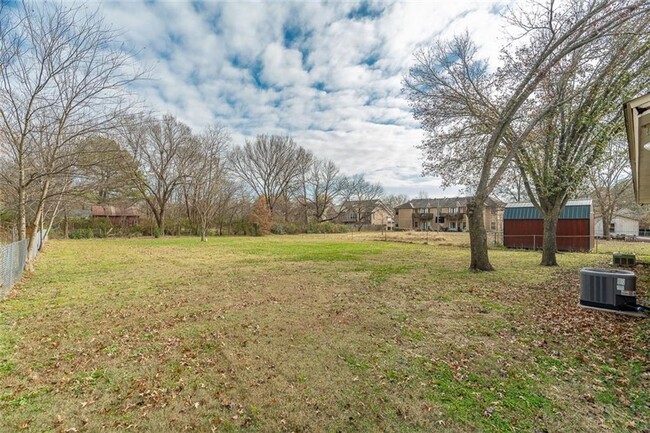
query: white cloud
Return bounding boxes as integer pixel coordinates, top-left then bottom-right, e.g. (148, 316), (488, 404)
(97, 0), (506, 197)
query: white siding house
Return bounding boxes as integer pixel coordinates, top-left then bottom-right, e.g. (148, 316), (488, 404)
(595, 215), (639, 237)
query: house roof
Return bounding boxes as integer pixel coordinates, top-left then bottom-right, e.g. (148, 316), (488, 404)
(341, 200), (393, 216)
(395, 196), (504, 210)
(91, 205), (140, 217)
(613, 209), (642, 221)
(504, 200), (592, 220)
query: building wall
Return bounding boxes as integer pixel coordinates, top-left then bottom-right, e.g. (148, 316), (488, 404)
(396, 208), (414, 229)
(371, 208), (392, 226)
(594, 216), (639, 237)
(503, 219), (592, 251)
(483, 208), (504, 232)
(396, 205), (502, 232)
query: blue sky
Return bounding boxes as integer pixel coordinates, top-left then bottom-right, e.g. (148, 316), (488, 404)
(98, 0), (506, 197)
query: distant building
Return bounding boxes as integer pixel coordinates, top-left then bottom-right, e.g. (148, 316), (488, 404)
(394, 196), (504, 232)
(91, 205), (140, 227)
(503, 200), (594, 251)
(338, 200), (393, 229)
(595, 211), (640, 238)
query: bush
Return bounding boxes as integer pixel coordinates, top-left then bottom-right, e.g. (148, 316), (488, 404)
(270, 222), (350, 235)
(69, 228), (94, 239)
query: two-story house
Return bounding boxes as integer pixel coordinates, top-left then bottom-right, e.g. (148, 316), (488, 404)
(338, 200), (394, 229)
(394, 197), (504, 232)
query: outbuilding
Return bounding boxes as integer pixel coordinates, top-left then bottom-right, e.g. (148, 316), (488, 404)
(595, 212), (640, 238)
(503, 200), (594, 252)
(91, 205), (140, 227)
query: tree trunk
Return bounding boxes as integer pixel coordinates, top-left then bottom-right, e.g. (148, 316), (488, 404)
(602, 214), (611, 239)
(64, 211), (69, 239)
(157, 207), (165, 236)
(25, 179), (50, 271)
(200, 228), (207, 242)
(468, 200), (494, 271)
(18, 184), (26, 241)
(541, 212), (559, 266)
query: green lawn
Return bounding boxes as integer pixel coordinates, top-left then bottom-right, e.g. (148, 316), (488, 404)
(0, 235), (648, 432)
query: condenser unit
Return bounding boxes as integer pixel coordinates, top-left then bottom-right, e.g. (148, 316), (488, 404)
(579, 268), (642, 314)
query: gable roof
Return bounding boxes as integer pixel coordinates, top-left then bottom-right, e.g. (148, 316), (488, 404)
(395, 196), (504, 210)
(91, 206), (140, 217)
(504, 200), (592, 220)
(341, 200), (393, 216)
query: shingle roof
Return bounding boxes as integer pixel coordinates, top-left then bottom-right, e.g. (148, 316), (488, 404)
(91, 206), (140, 217)
(341, 200), (393, 216)
(395, 196), (504, 210)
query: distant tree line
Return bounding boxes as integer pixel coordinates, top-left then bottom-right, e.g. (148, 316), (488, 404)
(0, 1), (395, 262)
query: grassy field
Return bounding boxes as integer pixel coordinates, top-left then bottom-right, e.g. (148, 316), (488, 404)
(0, 235), (648, 432)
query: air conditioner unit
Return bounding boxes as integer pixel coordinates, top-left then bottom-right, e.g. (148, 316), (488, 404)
(579, 268), (637, 311)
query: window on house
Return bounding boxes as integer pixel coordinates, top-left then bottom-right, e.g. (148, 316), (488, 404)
(610, 222), (616, 233)
(491, 221), (496, 230)
(414, 221), (419, 228)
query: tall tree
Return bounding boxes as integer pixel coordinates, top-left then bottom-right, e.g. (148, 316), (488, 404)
(341, 174), (384, 231)
(0, 1), (140, 266)
(121, 115), (197, 235)
(186, 124), (230, 241)
(298, 157), (346, 223)
(229, 135), (310, 213)
(404, 0), (649, 271)
(515, 18), (649, 265)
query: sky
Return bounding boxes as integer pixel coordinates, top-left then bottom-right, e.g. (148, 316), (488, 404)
(97, 0), (508, 197)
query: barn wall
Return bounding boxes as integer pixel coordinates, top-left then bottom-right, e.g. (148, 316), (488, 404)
(504, 219), (592, 251)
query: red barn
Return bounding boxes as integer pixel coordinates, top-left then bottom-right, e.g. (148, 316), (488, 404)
(503, 200), (594, 252)
(91, 206), (140, 227)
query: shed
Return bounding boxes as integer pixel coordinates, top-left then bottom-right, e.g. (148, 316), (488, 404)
(503, 200), (594, 252)
(91, 206), (140, 227)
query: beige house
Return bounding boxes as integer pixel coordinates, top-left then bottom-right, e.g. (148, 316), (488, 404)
(338, 200), (394, 229)
(394, 197), (504, 232)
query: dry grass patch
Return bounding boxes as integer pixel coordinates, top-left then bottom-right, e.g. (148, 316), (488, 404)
(0, 235), (648, 432)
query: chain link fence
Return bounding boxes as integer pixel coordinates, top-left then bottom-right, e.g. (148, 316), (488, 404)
(0, 231), (47, 300)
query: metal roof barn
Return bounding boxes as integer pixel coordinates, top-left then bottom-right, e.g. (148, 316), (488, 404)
(503, 200), (594, 252)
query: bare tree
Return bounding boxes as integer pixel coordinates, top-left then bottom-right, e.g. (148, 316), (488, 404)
(589, 138), (634, 239)
(0, 1), (141, 267)
(187, 124), (230, 241)
(340, 174), (384, 231)
(404, 0), (649, 271)
(229, 135), (310, 213)
(382, 193), (409, 211)
(121, 115), (197, 235)
(297, 157), (346, 223)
